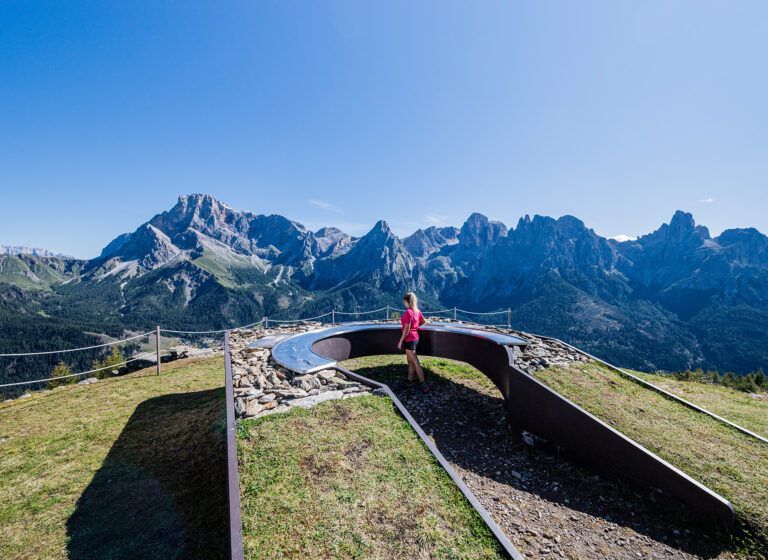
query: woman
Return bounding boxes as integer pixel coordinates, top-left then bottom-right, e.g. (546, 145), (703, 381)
(397, 292), (428, 391)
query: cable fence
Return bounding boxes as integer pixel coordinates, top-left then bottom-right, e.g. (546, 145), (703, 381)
(1, 304), (513, 395)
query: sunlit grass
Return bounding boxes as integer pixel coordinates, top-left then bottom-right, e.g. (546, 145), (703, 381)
(0, 356), (228, 560)
(237, 395), (506, 560)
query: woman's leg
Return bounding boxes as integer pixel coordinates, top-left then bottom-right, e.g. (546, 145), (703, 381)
(406, 352), (415, 382)
(406, 350), (425, 383)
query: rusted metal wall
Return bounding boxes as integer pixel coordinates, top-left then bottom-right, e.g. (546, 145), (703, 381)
(311, 328), (735, 527)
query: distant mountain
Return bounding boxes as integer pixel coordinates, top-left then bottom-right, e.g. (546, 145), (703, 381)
(2, 194), (768, 378)
(0, 245), (71, 258)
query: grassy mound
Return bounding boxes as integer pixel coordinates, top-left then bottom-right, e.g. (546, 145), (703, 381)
(627, 369), (768, 439)
(534, 362), (768, 556)
(237, 395), (507, 560)
(0, 356), (229, 560)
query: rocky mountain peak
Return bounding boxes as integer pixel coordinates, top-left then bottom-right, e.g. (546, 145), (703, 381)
(635, 210), (710, 254)
(458, 213), (508, 251)
(114, 223), (182, 269)
(315, 227), (344, 237)
(364, 220), (397, 243)
(157, 194), (242, 236)
(669, 210), (710, 241)
(403, 226), (459, 259)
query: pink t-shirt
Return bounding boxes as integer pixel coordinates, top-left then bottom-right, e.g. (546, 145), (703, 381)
(401, 308), (424, 342)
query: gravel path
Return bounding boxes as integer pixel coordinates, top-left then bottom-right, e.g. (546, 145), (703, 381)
(388, 375), (735, 560)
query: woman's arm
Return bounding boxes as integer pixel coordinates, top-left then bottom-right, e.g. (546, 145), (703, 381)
(419, 314), (427, 327)
(398, 323), (410, 349)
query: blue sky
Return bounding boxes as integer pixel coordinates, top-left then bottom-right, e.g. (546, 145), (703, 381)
(1, 1), (767, 258)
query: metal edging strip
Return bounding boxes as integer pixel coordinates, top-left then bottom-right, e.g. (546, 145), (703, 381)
(224, 332), (245, 560)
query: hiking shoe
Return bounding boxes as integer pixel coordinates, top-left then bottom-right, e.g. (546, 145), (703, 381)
(421, 384), (430, 393)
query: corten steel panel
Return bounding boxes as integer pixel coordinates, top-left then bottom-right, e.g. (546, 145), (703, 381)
(306, 325), (735, 527)
(224, 333), (245, 560)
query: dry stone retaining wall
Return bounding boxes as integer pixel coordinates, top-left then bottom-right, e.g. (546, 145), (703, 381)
(228, 324), (373, 420)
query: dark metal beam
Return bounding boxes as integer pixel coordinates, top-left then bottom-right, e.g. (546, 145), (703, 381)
(224, 332), (245, 560)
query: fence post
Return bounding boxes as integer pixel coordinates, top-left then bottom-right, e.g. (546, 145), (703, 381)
(507, 308), (511, 330)
(332, 309), (335, 324)
(265, 317), (269, 329)
(385, 305), (389, 321)
(156, 326), (161, 376)
(453, 307), (457, 321)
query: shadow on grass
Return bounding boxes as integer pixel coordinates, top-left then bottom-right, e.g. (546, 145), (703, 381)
(351, 359), (735, 559)
(66, 388), (229, 560)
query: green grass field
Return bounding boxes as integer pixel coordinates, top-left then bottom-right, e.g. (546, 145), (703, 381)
(237, 395), (507, 560)
(0, 356), (229, 560)
(626, 369), (768, 439)
(534, 362), (768, 556)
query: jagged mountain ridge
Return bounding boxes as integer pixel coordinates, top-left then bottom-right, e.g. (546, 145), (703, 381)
(2, 194), (768, 375)
(0, 245), (71, 258)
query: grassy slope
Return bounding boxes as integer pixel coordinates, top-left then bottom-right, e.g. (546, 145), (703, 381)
(0, 255), (51, 290)
(0, 356), (229, 560)
(627, 369), (768, 438)
(342, 355), (768, 558)
(533, 362), (768, 553)
(237, 395), (506, 560)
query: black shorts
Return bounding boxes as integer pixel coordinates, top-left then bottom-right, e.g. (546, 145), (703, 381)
(403, 340), (418, 352)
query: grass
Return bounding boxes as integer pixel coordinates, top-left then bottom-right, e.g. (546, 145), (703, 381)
(237, 395), (507, 560)
(0, 356), (229, 560)
(533, 362), (768, 556)
(626, 369), (768, 439)
(341, 355), (497, 393)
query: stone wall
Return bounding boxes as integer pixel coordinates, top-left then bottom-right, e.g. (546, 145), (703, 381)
(229, 324), (373, 420)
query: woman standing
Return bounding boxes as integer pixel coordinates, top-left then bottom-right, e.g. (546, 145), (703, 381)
(397, 292), (428, 391)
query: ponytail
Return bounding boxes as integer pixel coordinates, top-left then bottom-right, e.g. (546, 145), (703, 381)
(403, 292), (420, 314)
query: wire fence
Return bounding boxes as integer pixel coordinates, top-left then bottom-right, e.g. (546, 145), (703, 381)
(0, 331), (155, 358)
(0, 304), (513, 391)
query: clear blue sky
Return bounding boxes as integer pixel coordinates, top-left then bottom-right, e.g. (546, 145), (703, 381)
(1, 1), (766, 258)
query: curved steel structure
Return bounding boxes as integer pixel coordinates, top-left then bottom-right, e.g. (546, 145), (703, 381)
(269, 321), (736, 528)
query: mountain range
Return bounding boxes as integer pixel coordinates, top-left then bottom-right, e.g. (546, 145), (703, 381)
(2, 193), (767, 377)
(0, 245), (70, 258)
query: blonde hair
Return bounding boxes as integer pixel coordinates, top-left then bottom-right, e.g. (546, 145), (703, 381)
(403, 292), (419, 314)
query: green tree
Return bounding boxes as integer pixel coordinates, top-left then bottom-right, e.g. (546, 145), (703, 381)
(92, 346), (125, 379)
(47, 361), (74, 389)
(754, 369), (766, 390)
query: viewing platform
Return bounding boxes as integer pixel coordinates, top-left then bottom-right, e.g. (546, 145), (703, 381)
(248, 321), (529, 374)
